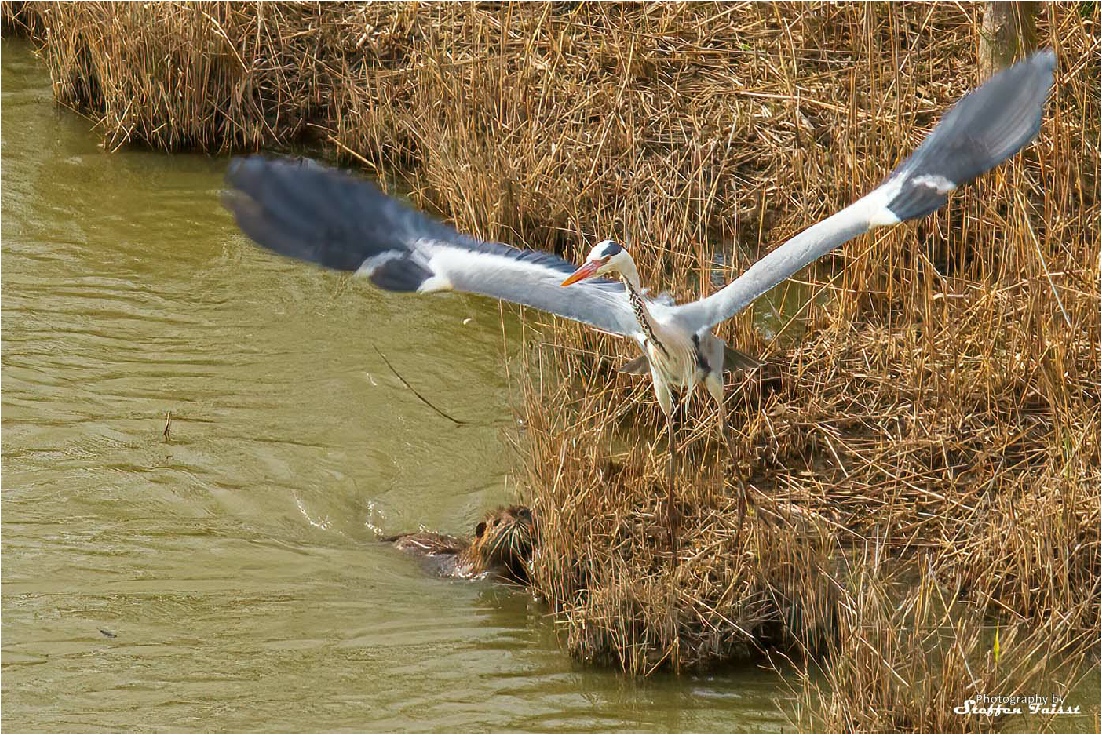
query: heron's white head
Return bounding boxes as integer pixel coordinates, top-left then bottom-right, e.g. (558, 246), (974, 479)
(561, 240), (640, 288)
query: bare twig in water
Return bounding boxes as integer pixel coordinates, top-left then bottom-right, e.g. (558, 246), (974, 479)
(326, 131), (377, 172)
(162, 411), (172, 442)
(372, 344), (467, 426)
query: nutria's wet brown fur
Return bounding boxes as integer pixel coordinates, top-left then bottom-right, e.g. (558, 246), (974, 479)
(387, 505), (536, 584)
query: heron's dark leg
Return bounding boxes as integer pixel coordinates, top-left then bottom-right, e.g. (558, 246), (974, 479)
(653, 377), (679, 563)
(666, 411), (678, 563)
(706, 373), (747, 537)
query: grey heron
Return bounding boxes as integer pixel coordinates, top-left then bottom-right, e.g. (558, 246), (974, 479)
(224, 51), (1054, 550)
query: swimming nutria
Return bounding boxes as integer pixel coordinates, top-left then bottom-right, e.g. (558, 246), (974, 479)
(386, 505), (536, 584)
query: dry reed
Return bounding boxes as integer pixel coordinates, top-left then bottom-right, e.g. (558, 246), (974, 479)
(5, 2), (1098, 730)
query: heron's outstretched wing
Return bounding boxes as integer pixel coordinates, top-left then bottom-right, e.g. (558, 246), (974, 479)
(671, 50), (1056, 335)
(223, 157), (643, 338)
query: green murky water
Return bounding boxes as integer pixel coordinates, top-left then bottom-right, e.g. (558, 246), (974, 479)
(1, 38), (787, 733)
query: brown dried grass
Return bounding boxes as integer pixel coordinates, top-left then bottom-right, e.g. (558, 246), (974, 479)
(5, 1), (1098, 729)
(4, 1), (346, 150)
(782, 550), (1095, 732)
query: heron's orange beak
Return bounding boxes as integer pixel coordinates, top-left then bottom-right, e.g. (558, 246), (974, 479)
(561, 260), (602, 286)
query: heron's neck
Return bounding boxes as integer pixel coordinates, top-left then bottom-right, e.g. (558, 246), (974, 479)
(619, 269), (668, 356)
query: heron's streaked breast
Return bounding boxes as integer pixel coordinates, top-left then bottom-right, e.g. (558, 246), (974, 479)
(646, 321), (698, 389)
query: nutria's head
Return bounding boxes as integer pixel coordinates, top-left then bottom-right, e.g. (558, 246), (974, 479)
(468, 505), (537, 584)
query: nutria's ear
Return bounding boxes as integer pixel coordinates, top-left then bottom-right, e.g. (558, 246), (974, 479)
(475, 521), (487, 538)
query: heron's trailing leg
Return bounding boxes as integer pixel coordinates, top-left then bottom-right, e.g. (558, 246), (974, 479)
(706, 374), (747, 536)
(665, 413), (678, 560)
(654, 377), (679, 563)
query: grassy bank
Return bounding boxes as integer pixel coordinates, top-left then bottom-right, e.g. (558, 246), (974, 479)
(6, 2), (1098, 730)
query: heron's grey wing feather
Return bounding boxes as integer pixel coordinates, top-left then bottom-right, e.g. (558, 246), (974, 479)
(224, 157), (641, 338)
(880, 49), (1055, 221)
(671, 50), (1055, 335)
(414, 238), (641, 337)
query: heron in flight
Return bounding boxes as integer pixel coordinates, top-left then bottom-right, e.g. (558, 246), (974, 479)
(224, 52), (1054, 547)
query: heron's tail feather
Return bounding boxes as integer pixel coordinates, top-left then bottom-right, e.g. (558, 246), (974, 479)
(618, 347), (760, 377)
(618, 355), (651, 375)
(724, 346), (762, 373)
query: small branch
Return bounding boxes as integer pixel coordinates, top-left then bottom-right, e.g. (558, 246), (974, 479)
(372, 345), (467, 426)
(326, 132), (377, 172)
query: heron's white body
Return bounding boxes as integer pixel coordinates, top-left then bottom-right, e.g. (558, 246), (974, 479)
(577, 243), (723, 418)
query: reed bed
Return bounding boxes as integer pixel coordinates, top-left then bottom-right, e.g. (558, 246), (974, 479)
(6, 2), (1098, 729)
